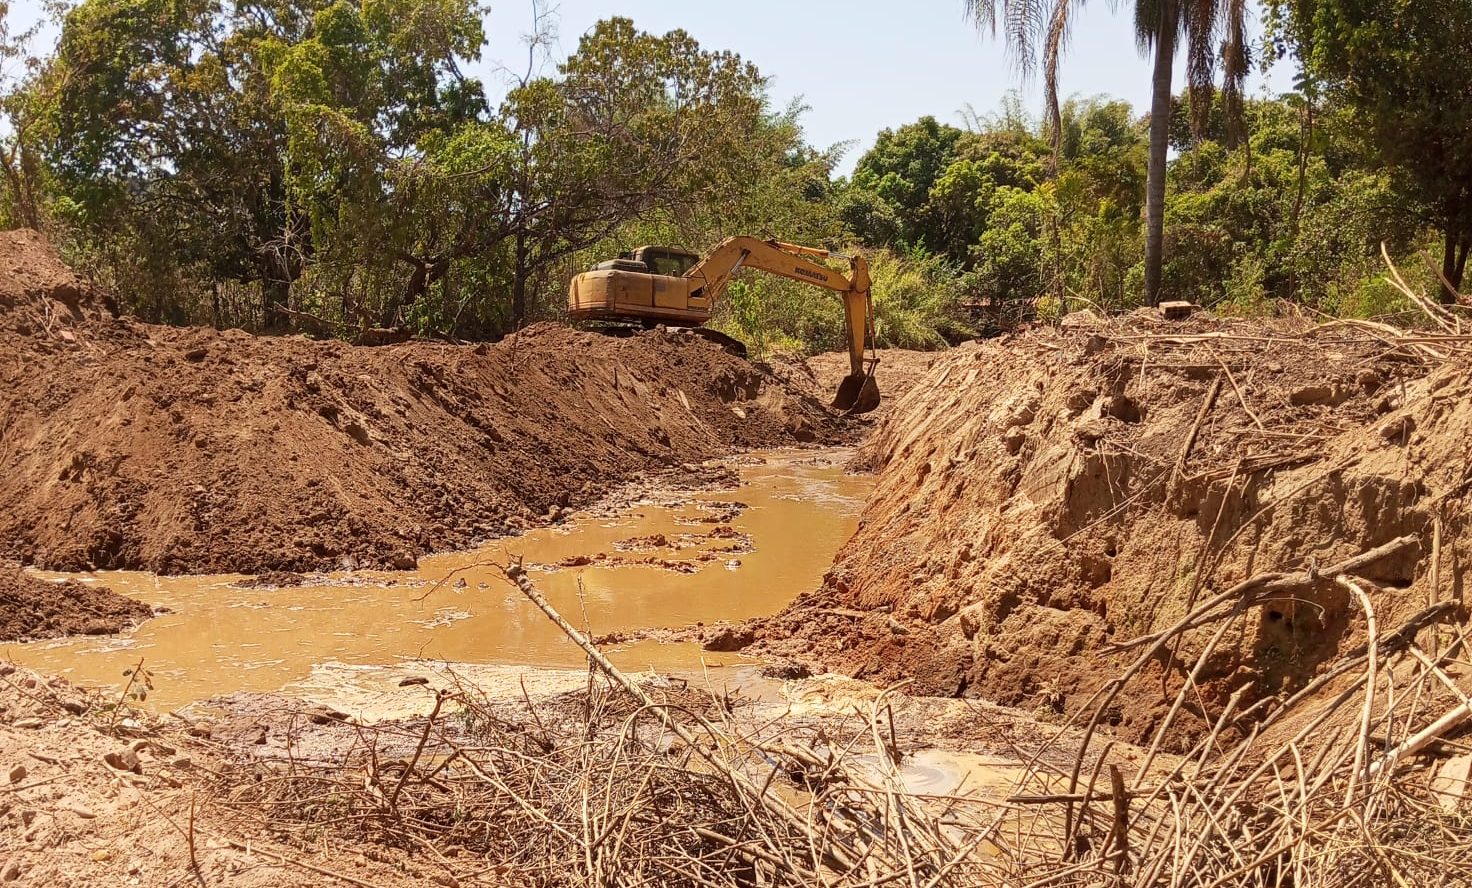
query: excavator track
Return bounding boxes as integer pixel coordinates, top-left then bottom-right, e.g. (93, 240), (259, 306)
(577, 320), (750, 359)
(679, 326), (749, 358)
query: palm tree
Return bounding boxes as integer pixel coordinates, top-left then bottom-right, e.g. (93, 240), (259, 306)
(964, 0), (1248, 306)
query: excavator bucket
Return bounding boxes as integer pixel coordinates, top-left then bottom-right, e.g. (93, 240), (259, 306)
(833, 372), (881, 414)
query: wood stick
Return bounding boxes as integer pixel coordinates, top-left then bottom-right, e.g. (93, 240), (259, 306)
(210, 833), (381, 888)
(501, 561), (862, 872)
(1339, 575), (1378, 806)
(1174, 375), (1223, 482)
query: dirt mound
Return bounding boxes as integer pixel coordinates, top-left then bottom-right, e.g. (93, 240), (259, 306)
(0, 229), (114, 336)
(0, 565), (152, 642)
(0, 238), (850, 575)
(755, 311), (1472, 744)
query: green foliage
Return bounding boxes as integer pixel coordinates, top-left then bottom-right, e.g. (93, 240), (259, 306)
(711, 248), (969, 356)
(841, 96), (1144, 317)
(39, 0), (487, 327)
(1159, 92), (1419, 312)
(35, 6), (788, 337)
(10, 2), (1465, 347)
(102, 658), (156, 732)
(844, 116), (965, 252)
(1273, 0), (1472, 295)
(867, 249), (973, 350)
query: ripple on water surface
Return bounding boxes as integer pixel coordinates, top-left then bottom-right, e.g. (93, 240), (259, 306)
(4, 449), (871, 709)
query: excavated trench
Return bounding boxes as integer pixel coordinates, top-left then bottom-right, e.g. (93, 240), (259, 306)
(3, 450), (871, 711)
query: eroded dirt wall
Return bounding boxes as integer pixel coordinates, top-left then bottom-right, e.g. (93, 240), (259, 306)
(756, 312), (1472, 743)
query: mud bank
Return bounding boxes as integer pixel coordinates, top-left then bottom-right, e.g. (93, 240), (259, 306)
(0, 566), (152, 642)
(0, 231), (851, 576)
(0, 661), (1065, 888)
(755, 311), (1472, 744)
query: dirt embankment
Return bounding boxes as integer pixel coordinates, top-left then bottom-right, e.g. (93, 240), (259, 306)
(0, 566), (153, 642)
(0, 230), (849, 575)
(755, 311), (1472, 744)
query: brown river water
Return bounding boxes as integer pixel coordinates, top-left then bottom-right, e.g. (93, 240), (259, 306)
(4, 449), (872, 712)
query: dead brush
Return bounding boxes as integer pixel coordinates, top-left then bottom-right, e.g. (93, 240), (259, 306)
(214, 665), (1020, 886)
(211, 552), (1472, 888)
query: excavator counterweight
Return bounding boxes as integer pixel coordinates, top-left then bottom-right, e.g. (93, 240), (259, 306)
(568, 237), (880, 413)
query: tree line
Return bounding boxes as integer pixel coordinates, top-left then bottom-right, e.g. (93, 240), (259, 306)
(0, 0), (1465, 353)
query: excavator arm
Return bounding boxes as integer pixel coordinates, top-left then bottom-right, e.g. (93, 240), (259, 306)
(685, 237), (879, 412)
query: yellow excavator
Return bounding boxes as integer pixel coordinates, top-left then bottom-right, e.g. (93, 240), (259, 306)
(567, 236), (880, 413)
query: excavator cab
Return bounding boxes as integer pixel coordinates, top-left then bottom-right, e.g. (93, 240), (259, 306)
(569, 236), (881, 414)
(591, 247), (700, 277)
(633, 247), (699, 277)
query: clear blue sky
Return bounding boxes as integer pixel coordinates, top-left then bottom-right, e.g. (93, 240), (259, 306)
(8, 0), (1295, 174)
(478, 1), (1296, 174)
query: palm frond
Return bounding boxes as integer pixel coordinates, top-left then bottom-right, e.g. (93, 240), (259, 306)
(961, 0), (999, 33)
(1042, 0), (1076, 154)
(1219, 0), (1249, 146)
(1134, 0), (1166, 51)
(962, 0), (1063, 77)
(1184, 0), (1221, 140)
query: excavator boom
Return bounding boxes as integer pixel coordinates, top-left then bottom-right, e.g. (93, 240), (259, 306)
(568, 236), (879, 413)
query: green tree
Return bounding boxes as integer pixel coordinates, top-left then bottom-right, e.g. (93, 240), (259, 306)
(495, 17), (774, 324)
(41, 0), (485, 328)
(842, 116), (965, 253)
(1159, 92), (1414, 311)
(963, 0), (1249, 305)
(1273, 0), (1472, 296)
(0, 0), (52, 230)
(841, 97), (1143, 316)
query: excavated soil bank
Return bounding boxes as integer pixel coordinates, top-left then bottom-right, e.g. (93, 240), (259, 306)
(0, 566), (153, 642)
(755, 311), (1472, 745)
(0, 231), (849, 575)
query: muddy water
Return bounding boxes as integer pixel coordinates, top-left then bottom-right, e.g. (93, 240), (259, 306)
(5, 450), (870, 711)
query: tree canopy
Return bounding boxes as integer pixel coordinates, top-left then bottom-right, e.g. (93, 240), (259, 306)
(0, 3), (1461, 351)
(1272, 0), (1472, 295)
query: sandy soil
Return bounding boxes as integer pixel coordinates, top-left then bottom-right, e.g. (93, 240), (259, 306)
(0, 664), (476, 887)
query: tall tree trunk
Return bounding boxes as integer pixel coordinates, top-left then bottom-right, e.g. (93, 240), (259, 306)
(261, 276), (291, 332)
(511, 231), (529, 326)
(1143, 0), (1178, 307)
(1441, 230), (1469, 302)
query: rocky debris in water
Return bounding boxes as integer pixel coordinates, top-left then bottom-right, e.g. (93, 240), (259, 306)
(618, 533), (672, 550)
(702, 625), (755, 652)
(759, 661), (813, 680)
(231, 570), (309, 589)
